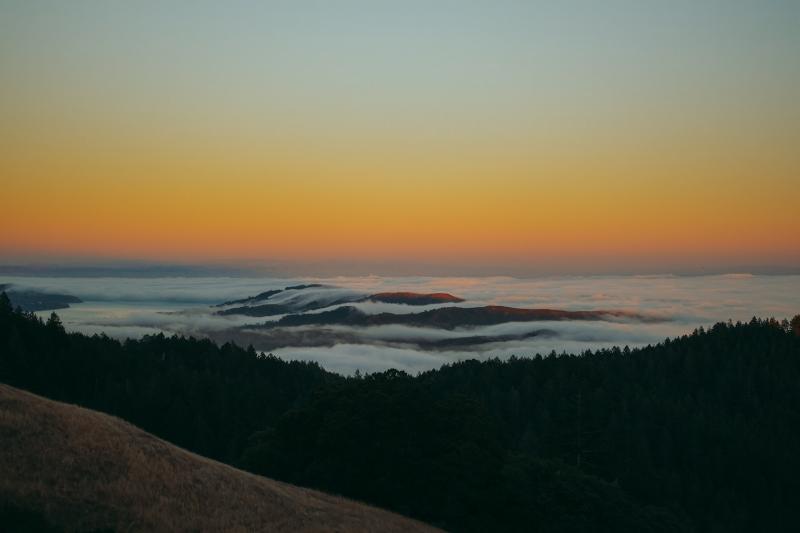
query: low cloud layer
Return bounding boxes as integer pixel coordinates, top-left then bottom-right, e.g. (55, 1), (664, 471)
(4, 274), (798, 374)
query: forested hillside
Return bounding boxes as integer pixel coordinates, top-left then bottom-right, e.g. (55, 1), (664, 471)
(2, 292), (799, 532)
(0, 292), (337, 463)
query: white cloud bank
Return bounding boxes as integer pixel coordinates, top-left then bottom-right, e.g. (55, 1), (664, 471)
(3, 274), (797, 375)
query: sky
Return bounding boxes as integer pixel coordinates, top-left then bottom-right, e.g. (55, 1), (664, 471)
(1, 1), (799, 274)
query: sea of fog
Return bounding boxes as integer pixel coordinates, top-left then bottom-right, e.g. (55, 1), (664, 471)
(3, 274), (798, 375)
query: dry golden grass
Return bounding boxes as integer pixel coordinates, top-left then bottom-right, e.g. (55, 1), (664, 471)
(0, 384), (439, 532)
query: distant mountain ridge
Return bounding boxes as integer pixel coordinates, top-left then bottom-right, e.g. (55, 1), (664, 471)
(367, 292), (464, 305)
(211, 283), (663, 351)
(263, 304), (662, 330)
(0, 284), (82, 312)
(211, 324), (557, 351)
(215, 284), (466, 317)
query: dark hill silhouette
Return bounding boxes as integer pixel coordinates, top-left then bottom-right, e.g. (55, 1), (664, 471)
(215, 285), (465, 316)
(0, 284), (82, 312)
(215, 284), (327, 307)
(367, 292), (464, 305)
(285, 283), (325, 291)
(215, 289), (283, 307)
(209, 325), (555, 351)
(216, 284), (358, 316)
(268, 304), (661, 330)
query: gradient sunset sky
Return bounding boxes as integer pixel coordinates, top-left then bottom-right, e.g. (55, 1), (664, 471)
(2, 1), (798, 274)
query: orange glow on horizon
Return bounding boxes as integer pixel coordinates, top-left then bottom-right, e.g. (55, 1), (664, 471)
(1, 3), (798, 272)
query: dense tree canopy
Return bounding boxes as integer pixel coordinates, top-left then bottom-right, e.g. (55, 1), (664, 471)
(0, 291), (336, 462)
(1, 292), (799, 532)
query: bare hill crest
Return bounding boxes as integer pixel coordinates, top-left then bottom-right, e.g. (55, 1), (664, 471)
(0, 384), (437, 532)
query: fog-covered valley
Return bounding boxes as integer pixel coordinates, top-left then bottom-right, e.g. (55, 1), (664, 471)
(3, 274), (797, 374)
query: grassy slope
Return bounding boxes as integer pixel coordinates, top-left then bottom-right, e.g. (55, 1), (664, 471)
(0, 384), (437, 532)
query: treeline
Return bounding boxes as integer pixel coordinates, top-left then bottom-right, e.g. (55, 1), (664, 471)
(1, 292), (799, 532)
(0, 292), (336, 463)
(242, 317), (800, 532)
